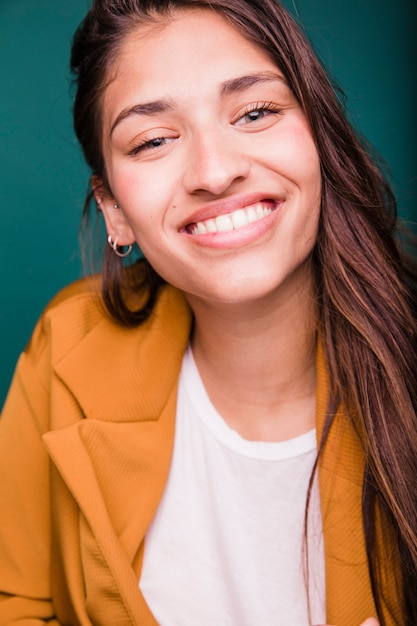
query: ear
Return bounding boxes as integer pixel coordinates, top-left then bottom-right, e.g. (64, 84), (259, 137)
(91, 175), (135, 246)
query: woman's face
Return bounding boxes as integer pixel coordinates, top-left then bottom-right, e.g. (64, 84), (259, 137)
(98, 9), (321, 308)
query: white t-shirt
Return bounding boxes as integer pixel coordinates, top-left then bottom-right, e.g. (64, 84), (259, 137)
(140, 346), (326, 625)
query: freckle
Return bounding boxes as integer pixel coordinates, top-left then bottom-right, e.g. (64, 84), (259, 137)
(172, 204), (177, 209)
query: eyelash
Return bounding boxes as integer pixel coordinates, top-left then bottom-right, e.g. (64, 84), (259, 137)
(127, 102), (283, 156)
(237, 101), (283, 123)
(128, 136), (169, 156)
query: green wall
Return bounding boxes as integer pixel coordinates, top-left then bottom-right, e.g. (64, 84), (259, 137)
(1, 0), (416, 406)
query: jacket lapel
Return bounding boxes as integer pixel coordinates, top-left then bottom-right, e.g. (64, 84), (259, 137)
(315, 342), (378, 625)
(49, 286), (192, 423)
(43, 286), (191, 625)
(43, 390), (178, 625)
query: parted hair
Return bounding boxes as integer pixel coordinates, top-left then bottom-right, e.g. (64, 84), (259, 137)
(71, 1), (417, 623)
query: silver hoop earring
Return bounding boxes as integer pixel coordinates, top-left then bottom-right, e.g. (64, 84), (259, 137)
(107, 235), (132, 258)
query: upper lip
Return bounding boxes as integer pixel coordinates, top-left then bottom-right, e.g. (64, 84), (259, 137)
(179, 192), (284, 231)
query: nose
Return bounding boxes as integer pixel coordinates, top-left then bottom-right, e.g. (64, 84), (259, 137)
(183, 129), (250, 196)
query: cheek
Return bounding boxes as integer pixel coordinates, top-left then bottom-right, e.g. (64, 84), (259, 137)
(113, 157), (182, 202)
(277, 117), (320, 181)
(109, 167), (162, 227)
(111, 166), (148, 201)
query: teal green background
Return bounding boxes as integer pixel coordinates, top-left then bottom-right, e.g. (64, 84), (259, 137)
(1, 0), (416, 406)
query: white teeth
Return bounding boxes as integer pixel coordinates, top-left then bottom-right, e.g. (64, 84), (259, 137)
(215, 214), (233, 232)
(247, 207), (258, 223)
(189, 201), (275, 235)
(256, 205), (265, 219)
(231, 209), (249, 229)
(196, 222), (207, 234)
(205, 219), (217, 233)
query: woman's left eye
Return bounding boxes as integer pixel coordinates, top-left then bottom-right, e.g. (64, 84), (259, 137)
(235, 103), (283, 126)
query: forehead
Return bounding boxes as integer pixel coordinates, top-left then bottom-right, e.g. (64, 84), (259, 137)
(118, 7), (268, 56)
(106, 8), (279, 97)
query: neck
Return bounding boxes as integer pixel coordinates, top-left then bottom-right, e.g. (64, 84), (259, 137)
(186, 277), (318, 442)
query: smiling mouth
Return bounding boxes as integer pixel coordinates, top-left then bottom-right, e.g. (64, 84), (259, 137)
(186, 200), (277, 235)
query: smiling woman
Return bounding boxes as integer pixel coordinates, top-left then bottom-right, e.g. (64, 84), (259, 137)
(96, 10), (321, 308)
(0, 1), (416, 625)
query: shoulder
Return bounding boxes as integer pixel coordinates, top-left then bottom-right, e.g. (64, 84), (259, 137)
(26, 276), (105, 357)
(25, 275), (191, 383)
(17, 276), (107, 392)
(18, 275), (191, 424)
(44, 274), (101, 312)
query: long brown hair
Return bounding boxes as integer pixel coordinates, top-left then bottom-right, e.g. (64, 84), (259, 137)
(70, 1), (417, 622)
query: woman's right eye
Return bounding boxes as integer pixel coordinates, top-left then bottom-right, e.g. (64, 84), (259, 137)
(128, 136), (175, 156)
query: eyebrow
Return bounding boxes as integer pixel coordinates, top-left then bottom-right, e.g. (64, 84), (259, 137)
(219, 71), (285, 96)
(110, 71), (285, 137)
(110, 99), (175, 136)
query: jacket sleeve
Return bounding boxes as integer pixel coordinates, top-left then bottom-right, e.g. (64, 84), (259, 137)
(0, 317), (61, 625)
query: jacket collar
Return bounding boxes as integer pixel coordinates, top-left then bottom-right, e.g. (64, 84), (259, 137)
(53, 285), (192, 422)
(315, 341), (381, 623)
(43, 286), (191, 625)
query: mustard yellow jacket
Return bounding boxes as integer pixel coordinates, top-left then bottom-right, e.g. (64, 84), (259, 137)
(0, 279), (401, 625)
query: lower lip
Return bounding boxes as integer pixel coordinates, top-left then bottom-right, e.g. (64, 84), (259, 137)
(181, 204), (281, 249)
